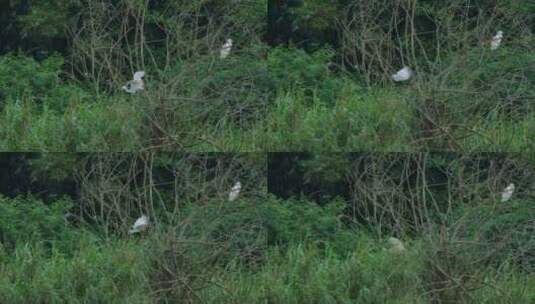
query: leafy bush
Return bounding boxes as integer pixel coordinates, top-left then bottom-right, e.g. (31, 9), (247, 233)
(0, 191), (533, 303)
(259, 197), (359, 254)
(0, 53), (60, 100)
(268, 46), (348, 104)
(0, 195), (80, 255)
(0, 53), (90, 113)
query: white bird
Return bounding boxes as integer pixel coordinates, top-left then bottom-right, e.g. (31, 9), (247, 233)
(501, 183), (515, 202)
(388, 237), (406, 254)
(228, 181), (241, 202)
(220, 38), (233, 59)
(391, 66), (414, 82)
(122, 71), (145, 94)
(490, 31), (503, 51)
(129, 215), (149, 234)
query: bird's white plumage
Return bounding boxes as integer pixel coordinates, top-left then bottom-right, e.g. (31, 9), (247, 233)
(228, 181), (241, 201)
(501, 183), (514, 202)
(391, 66), (414, 82)
(490, 31), (503, 51)
(133, 71), (145, 81)
(388, 237), (405, 253)
(129, 215), (149, 234)
(122, 70), (145, 94)
(220, 38), (233, 59)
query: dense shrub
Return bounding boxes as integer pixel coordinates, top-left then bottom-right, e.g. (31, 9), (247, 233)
(0, 236), (150, 304)
(268, 46), (351, 105)
(452, 200), (535, 272)
(259, 196), (359, 254)
(0, 195), (80, 255)
(0, 189), (533, 303)
(0, 53), (59, 100)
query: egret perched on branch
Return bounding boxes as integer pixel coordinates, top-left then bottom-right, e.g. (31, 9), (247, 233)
(388, 237), (406, 254)
(220, 38), (233, 59)
(391, 66), (414, 82)
(501, 183), (515, 202)
(129, 215), (149, 234)
(490, 31), (503, 51)
(228, 181), (242, 202)
(122, 71), (145, 94)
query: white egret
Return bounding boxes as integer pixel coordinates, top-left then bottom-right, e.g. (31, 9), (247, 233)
(129, 214), (149, 234)
(501, 183), (515, 202)
(228, 181), (242, 202)
(490, 31), (503, 51)
(388, 237), (406, 254)
(220, 38), (233, 59)
(391, 66), (414, 82)
(122, 71), (145, 94)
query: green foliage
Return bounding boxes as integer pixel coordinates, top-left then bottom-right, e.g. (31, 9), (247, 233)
(152, 46), (271, 131)
(268, 47), (342, 103)
(0, 98), (144, 151)
(261, 86), (414, 151)
(0, 237), (150, 304)
(203, 236), (420, 303)
(409, 46), (535, 139)
(0, 53), (61, 100)
(0, 193), (533, 303)
(469, 49), (535, 116)
(294, 0), (340, 31)
(259, 197), (358, 254)
(0, 0), (532, 151)
(453, 200), (535, 272)
(472, 264), (535, 303)
(27, 153), (80, 182)
(0, 195), (79, 254)
(16, 0), (74, 41)
(0, 196), (149, 303)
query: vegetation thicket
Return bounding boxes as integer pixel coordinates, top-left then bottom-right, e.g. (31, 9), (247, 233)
(1, 0), (269, 151)
(0, 0), (533, 151)
(267, 0), (534, 151)
(0, 153), (534, 303)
